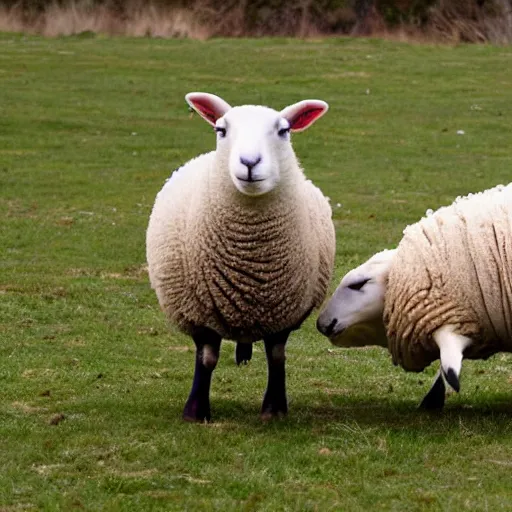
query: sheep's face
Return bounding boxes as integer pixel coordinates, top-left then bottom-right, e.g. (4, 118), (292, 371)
(316, 249), (396, 348)
(216, 106), (292, 196)
(185, 93), (328, 197)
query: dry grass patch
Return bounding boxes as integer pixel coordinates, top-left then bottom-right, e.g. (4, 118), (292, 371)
(0, 2), (207, 38)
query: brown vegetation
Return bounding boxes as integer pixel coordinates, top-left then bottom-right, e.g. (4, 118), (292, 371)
(0, 0), (511, 43)
(0, 1), (207, 38)
(427, 0), (512, 44)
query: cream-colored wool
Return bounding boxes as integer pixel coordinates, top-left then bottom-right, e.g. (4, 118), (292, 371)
(384, 184), (512, 372)
(146, 151), (335, 342)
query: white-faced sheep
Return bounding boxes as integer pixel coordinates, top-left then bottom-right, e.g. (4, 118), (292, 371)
(147, 92), (335, 421)
(317, 183), (512, 410)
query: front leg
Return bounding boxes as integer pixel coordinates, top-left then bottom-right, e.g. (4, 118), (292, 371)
(183, 327), (222, 423)
(261, 330), (290, 420)
(433, 325), (471, 393)
(419, 370), (446, 411)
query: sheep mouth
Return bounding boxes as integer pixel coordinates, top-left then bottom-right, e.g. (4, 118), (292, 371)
(317, 317), (344, 339)
(237, 177), (265, 183)
(328, 327), (345, 341)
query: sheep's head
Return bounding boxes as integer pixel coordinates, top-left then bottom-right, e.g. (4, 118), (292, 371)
(316, 249), (397, 348)
(185, 92), (328, 197)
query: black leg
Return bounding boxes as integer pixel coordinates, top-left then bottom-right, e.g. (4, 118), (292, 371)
(261, 330), (290, 420)
(235, 342), (253, 365)
(183, 328), (222, 422)
(443, 368), (460, 393)
(419, 371), (446, 411)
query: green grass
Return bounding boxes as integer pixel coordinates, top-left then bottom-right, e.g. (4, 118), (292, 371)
(1, 33), (512, 511)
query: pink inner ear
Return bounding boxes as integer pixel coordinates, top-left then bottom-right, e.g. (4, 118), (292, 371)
(289, 106), (325, 131)
(190, 98), (219, 123)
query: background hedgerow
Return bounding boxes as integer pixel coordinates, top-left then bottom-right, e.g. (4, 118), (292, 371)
(0, 0), (511, 42)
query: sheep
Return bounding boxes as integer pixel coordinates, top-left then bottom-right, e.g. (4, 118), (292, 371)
(146, 92), (335, 422)
(317, 183), (512, 410)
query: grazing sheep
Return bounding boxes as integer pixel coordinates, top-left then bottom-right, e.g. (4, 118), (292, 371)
(147, 92), (335, 421)
(317, 183), (512, 409)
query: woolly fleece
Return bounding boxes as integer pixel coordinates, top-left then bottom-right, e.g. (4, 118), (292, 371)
(146, 151), (335, 342)
(384, 183), (512, 372)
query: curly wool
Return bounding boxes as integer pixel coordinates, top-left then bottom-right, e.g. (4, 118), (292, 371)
(384, 184), (512, 372)
(146, 152), (335, 342)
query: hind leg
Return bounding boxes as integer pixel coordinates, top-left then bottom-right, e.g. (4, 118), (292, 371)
(235, 342), (253, 365)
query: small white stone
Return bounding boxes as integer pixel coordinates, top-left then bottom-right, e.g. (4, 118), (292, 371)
(457, 130), (465, 135)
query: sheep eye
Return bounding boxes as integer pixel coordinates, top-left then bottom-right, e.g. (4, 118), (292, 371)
(215, 126), (226, 138)
(278, 127), (290, 137)
(348, 279), (370, 291)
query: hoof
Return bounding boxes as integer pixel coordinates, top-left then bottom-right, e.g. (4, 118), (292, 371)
(419, 374), (446, 411)
(183, 400), (211, 423)
(260, 409), (287, 422)
(183, 413), (210, 423)
(235, 343), (253, 365)
(260, 396), (288, 421)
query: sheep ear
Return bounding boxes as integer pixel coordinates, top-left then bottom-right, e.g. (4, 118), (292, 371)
(185, 92), (232, 126)
(280, 100), (328, 132)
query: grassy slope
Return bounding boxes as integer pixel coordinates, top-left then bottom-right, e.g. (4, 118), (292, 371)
(1, 33), (512, 511)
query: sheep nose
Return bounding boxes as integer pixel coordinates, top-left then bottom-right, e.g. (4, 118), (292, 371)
(240, 156), (261, 180)
(240, 156), (261, 170)
(317, 317), (338, 336)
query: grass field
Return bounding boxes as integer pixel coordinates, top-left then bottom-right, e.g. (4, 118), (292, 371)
(1, 33), (512, 511)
